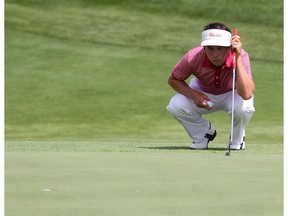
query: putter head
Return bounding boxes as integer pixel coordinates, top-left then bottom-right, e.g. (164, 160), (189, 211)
(225, 142), (231, 156)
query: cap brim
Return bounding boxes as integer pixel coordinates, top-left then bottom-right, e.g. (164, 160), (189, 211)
(201, 40), (231, 47)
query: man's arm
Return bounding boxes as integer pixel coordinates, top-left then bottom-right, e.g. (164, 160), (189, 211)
(168, 75), (212, 109)
(232, 35), (255, 100)
(235, 56), (255, 100)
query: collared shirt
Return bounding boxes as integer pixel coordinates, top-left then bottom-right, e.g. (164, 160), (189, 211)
(171, 46), (252, 95)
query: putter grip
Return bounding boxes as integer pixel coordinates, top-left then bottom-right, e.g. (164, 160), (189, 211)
(232, 29), (238, 69)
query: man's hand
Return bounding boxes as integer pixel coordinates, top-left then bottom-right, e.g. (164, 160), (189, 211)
(231, 35), (242, 56)
(192, 91), (213, 110)
(168, 76), (213, 110)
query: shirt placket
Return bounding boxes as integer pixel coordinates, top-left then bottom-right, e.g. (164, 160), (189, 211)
(215, 69), (221, 88)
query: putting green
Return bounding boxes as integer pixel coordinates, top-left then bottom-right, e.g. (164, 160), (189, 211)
(5, 140), (283, 216)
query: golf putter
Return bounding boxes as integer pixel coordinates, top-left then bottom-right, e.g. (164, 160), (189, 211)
(226, 29), (238, 157)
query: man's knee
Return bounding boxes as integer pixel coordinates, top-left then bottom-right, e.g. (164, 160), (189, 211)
(167, 95), (195, 117)
(234, 104), (255, 119)
(166, 99), (183, 116)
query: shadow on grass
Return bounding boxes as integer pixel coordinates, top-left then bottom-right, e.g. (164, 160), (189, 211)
(141, 146), (227, 151)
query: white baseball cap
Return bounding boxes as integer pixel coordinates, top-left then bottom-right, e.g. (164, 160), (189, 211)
(201, 29), (232, 47)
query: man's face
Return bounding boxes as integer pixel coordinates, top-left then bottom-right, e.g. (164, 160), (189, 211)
(205, 46), (230, 67)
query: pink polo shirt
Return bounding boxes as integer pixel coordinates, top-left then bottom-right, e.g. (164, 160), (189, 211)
(171, 46), (252, 95)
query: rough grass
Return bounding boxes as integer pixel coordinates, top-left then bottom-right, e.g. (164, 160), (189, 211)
(5, 0), (283, 142)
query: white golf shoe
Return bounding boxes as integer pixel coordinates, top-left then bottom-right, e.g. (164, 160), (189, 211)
(190, 122), (217, 150)
(227, 137), (246, 150)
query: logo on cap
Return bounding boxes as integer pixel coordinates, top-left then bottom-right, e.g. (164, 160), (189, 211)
(201, 29), (231, 47)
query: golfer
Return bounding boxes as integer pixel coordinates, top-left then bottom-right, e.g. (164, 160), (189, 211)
(166, 22), (255, 150)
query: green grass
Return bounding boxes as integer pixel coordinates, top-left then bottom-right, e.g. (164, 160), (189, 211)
(5, 0), (283, 215)
(5, 0), (283, 142)
(5, 140), (283, 216)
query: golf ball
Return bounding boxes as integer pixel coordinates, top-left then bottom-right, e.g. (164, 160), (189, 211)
(203, 100), (213, 108)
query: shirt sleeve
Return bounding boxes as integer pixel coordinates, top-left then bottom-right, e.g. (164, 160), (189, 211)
(170, 53), (192, 81)
(170, 47), (203, 81)
(241, 50), (253, 79)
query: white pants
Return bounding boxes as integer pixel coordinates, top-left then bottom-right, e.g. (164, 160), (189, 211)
(167, 79), (255, 144)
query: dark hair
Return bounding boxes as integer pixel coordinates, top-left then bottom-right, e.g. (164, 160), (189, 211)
(203, 22), (231, 33)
